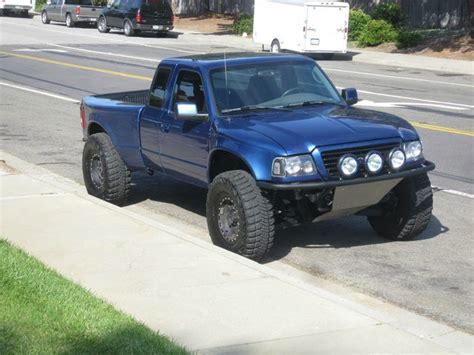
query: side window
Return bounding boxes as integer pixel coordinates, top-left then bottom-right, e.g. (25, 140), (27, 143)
(118, 0), (128, 10)
(149, 67), (171, 109)
(173, 71), (207, 114)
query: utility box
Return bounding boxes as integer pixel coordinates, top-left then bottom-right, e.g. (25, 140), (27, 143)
(253, 0), (350, 56)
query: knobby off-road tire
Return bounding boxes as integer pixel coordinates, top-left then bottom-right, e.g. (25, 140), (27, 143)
(207, 170), (275, 261)
(82, 133), (131, 206)
(368, 173), (433, 241)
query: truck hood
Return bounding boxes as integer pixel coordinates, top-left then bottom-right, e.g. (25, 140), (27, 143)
(224, 105), (417, 155)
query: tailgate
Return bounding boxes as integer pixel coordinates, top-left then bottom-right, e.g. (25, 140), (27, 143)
(141, 0), (173, 26)
(77, 6), (101, 18)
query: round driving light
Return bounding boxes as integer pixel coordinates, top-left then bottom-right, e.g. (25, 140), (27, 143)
(338, 154), (358, 178)
(365, 152), (383, 174)
(389, 148), (405, 170)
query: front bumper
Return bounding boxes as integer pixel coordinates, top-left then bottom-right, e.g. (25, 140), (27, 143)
(257, 161), (435, 190)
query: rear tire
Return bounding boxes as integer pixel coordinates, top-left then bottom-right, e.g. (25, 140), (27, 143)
(271, 39), (281, 53)
(123, 20), (134, 36)
(97, 16), (110, 33)
(207, 170), (275, 261)
(82, 133), (131, 206)
(66, 13), (74, 27)
(41, 10), (50, 24)
(368, 173), (433, 241)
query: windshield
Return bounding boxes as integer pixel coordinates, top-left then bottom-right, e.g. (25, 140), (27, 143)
(210, 61), (342, 114)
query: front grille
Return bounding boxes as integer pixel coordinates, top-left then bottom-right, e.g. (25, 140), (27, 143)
(321, 142), (400, 179)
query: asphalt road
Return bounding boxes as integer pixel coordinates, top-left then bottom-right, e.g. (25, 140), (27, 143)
(1, 16), (473, 332)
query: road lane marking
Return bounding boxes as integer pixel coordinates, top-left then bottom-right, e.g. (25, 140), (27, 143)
(324, 67), (473, 88)
(15, 48), (68, 53)
(0, 192), (70, 201)
(47, 43), (163, 63)
(432, 186), (474, 199)
(0, 19), (202, 54)
(409, 122), (474, 137)
(335, 86), (473, 109)
(0, 50), (152, 81)
(356, 99), (467, 111)
(0, 81), (80, 103)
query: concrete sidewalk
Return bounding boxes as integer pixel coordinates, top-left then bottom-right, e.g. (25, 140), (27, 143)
(1, 151), (472, 354)
(175, 28), (473, 76)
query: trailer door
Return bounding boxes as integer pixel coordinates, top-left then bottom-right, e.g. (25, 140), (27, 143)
(305, 4), (348, 52)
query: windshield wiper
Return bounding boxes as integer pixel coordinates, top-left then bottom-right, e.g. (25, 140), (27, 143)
(283, 100), (328, 108)
(221, 105), (290, 114)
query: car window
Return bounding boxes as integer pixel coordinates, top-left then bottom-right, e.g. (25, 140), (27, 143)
(66, 0), (92, 4)
(173, 71), (207, 114)
(149, 67), (171, 109)
(140, 0), (172, 13)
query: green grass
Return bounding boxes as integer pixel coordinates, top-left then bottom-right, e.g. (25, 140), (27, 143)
(0, 240), (188, 355)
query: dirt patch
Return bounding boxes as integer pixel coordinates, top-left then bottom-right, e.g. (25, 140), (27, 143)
(174, 14), (235, 35)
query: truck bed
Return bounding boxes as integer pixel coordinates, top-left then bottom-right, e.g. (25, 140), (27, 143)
(95, 90), (149, 105)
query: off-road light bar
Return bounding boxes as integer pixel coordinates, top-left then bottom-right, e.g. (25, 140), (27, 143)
(388, 148), (406, 170)
(338, 154), (359, 178)
(365, 151), (383, 174)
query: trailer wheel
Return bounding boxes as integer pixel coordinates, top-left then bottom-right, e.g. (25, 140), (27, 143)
(207, 170), (275, 261)
(368, 173), (433, 241)
(82, 133), (131, 206)
(271, 39), (281, 53)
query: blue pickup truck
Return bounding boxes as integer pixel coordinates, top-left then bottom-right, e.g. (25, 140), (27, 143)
(80, 52), (435, 261)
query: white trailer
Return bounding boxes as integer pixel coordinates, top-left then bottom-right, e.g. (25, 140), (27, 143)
(253, 0), (349, 57)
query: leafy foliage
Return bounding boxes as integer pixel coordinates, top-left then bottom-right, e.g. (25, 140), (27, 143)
(233, 14), (253, 35)
(35, 0), (47, 12)
(358, 19), (398, 47)
(348, 9), (371, 41)
(371, 3), (406, 28)
(91, 0), (107, 6)
(396, 29), (423, 49)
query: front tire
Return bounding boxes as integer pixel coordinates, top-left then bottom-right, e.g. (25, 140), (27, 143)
(41, 11), (50, 24)
(368, 173), (433, 240)
(82, 133), (131, 206)
(66, 13), (74, 27)
(207, 171), (275, 261)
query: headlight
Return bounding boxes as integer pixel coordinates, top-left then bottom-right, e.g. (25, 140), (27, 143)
(272, 155), (316, 177)
(388, 148), (405, 170)
(365, 152), (383, 174)
(338, 154), (359, 178)
(404, 140), (423, 162)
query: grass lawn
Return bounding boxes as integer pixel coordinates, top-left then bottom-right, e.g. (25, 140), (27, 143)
(0, 240), (188, 354)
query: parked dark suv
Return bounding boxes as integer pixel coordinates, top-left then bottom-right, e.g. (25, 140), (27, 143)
(97, 0), (173, 36)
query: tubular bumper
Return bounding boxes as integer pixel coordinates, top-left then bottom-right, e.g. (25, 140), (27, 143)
(257, 161), (435, 190)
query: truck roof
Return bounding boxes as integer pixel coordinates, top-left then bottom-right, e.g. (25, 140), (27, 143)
(162, 52), (311, 68)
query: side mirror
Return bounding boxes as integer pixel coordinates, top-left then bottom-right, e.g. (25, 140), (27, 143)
(175, 102), (208, 121)
(342, 88), (358, 106)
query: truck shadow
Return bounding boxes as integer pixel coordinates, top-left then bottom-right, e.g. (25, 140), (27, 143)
(265, 214), (448, 263)
(127, 173), (448, 262)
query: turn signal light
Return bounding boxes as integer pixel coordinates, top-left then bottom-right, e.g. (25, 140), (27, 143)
(80, 103), (86, 129)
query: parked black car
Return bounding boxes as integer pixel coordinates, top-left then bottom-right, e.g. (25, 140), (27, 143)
(97, 0), (173, 36)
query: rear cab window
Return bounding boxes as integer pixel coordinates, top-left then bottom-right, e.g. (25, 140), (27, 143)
(149, 67), (171, 109)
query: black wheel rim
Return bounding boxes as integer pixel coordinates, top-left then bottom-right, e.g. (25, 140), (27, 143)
(90, 154), (104, 189)
(217, 196), (240, 243)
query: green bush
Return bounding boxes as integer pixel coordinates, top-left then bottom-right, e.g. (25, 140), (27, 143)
(358, 19), (398, 47)
(233, 14), (253, 35)
(371, 3), (406, 28)
(35, 0), (46, 12)
(348, 9), (371, 41)
(396, 29), (423, 49)
(91, 0), (107, 6)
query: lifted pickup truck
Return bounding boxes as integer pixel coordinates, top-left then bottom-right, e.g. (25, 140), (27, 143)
(81, 52), (435, 261)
